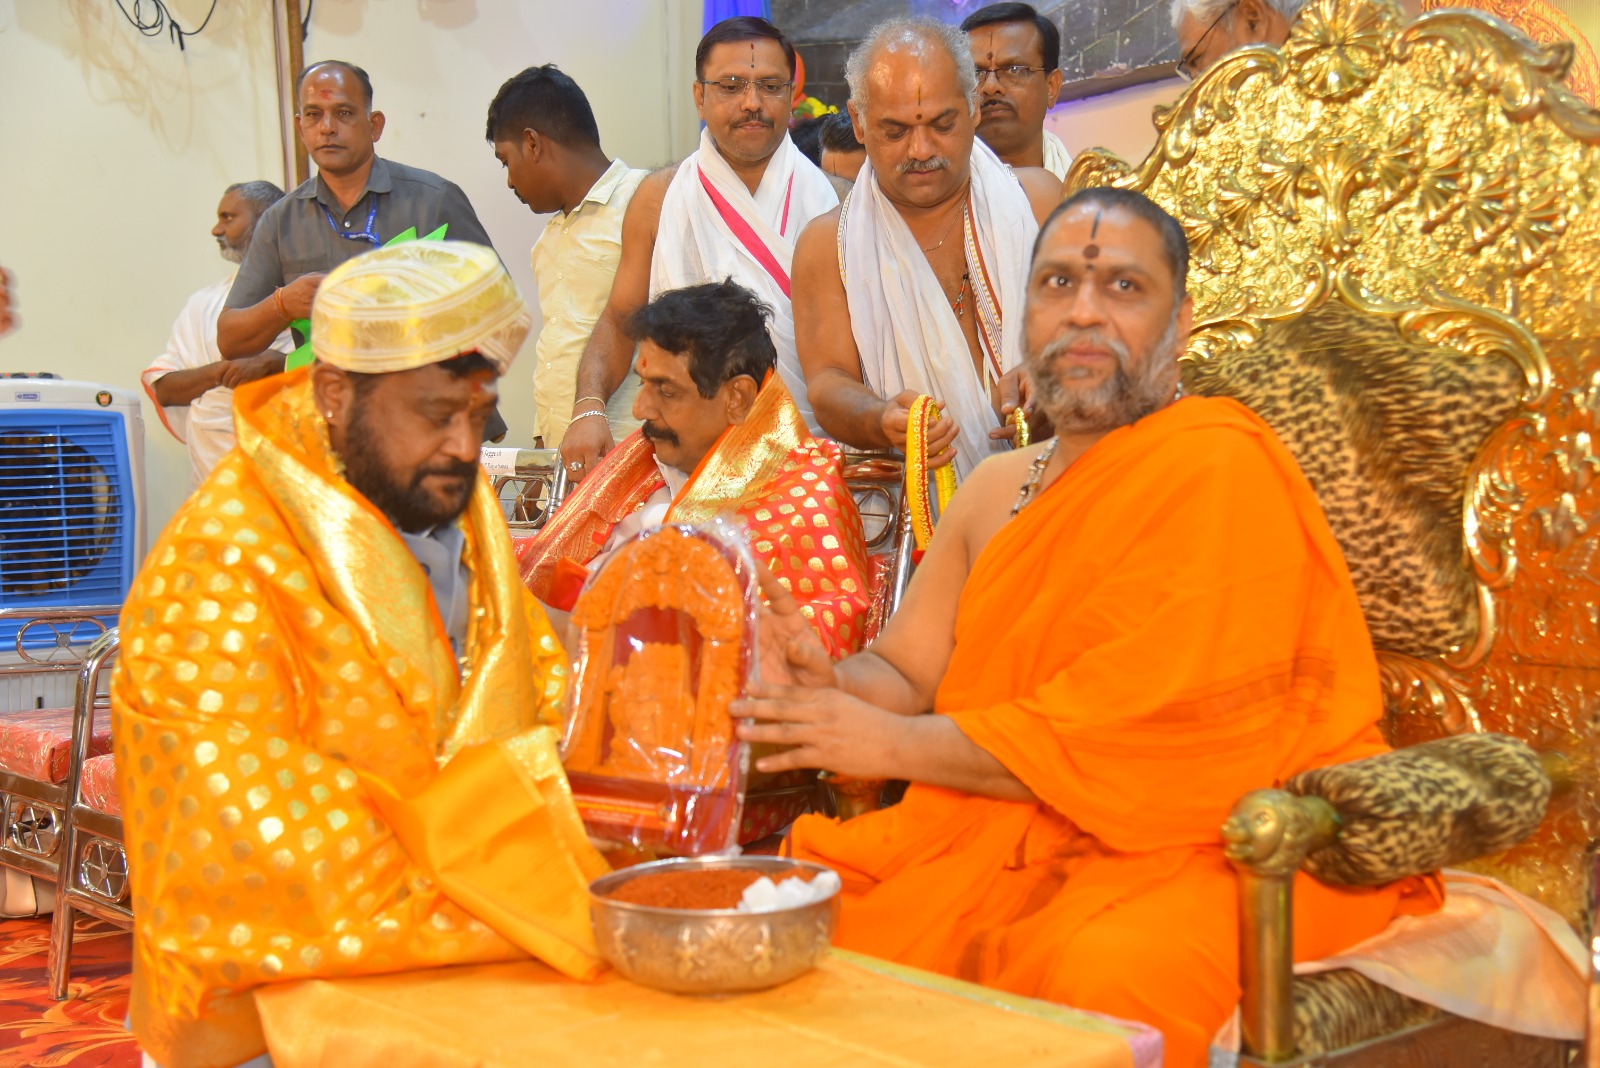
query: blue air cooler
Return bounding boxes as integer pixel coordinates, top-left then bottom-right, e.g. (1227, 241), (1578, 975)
(0, 379), (146, 684)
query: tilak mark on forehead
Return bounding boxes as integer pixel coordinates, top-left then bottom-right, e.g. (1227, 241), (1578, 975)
(1084, 209), (1102, 261)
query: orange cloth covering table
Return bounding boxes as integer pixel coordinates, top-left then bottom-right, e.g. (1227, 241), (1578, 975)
(790, 397), (1442, 1068)
(111, 369), (607, 1068)
(253, 949), (1159, 1068)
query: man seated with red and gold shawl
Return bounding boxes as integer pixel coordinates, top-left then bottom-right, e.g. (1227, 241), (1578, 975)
(518, 279), (871, 659)
(113, 241), (607, 1068)
(734, 189), (1442, 1068)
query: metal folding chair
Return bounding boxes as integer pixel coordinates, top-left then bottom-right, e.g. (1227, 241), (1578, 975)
(0, 606), (116, 905)
(47, 629), (126, 999)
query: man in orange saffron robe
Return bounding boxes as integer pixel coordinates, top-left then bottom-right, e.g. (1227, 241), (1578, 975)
(112, 241), (606, 1068)
(736, 189), (1441, 1067)
(518, 279), (871, 660)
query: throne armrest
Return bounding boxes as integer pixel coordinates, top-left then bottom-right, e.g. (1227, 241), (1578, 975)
(1221, 733), (1555, 1061)
(1286, 733), (1552, 885)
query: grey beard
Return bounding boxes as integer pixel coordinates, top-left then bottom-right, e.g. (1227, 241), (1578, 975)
(219, 244), (245, 265)
(1029, 314), (1182, 434)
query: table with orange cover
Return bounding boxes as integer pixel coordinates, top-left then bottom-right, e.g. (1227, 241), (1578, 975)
(254, 949), (1162, 1067)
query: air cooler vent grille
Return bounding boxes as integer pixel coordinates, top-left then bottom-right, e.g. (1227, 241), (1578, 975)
(0, 413), (135, 614)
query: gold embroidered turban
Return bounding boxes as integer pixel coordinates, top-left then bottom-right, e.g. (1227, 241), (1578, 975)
(311, 240), (531, 374)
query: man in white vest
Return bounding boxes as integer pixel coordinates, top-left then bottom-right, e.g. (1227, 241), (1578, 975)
(792, 18), (1061, 479)
(558, 16), (839, 480)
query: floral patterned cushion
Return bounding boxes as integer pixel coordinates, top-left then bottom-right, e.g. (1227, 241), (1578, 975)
(0, 708), (112, 785)
(81, 753), (120, 817)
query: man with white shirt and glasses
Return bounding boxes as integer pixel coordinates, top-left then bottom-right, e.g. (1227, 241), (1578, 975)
(960, 4), (1070, 179)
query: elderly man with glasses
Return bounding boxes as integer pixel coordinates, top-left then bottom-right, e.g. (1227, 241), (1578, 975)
(960, 3), (1071, 179)
(557, 16), (840, 483)
(1172, 0), (1308, 79)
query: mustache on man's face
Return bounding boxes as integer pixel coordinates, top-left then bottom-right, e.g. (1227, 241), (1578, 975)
(640, 420), (680, 447)
(1033, 329), (1132, 376)
(410, 458), (479, 490)
(898, 156), (951, 175)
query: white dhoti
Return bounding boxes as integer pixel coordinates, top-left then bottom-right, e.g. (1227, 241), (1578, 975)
(651, 128), (838, 433)
(838, 142), (1038, 479)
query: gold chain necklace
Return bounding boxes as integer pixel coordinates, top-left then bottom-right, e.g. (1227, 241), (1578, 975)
(920, 202), (966, 253)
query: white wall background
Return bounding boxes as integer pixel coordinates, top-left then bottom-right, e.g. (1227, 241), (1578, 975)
(1049, 77), (1186, 165)
(0, 0), (700, 548)
(0, 0), (284, 548)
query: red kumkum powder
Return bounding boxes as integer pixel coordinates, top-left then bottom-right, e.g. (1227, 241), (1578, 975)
(605, 868), (816, 910)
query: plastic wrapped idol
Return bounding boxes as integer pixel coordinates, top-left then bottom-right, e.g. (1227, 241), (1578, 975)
(563, 520), (759, 856)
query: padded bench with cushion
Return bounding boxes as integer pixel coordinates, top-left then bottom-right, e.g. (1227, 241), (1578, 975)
(0, 708), (112, 784)
(80, 755), (120, 818)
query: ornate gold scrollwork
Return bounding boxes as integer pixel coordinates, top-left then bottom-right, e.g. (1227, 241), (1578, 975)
(1377, 651), (1485, 741)
(1286, 0), (1399, 98)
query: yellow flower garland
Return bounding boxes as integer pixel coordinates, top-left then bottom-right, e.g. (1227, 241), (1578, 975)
(906, 395), (958, 553)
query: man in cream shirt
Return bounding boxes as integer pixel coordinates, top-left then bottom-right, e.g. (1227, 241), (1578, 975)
(488, 64), (648, 447)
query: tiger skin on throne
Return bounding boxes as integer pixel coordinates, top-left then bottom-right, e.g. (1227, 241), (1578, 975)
(515, 280), (872, 842)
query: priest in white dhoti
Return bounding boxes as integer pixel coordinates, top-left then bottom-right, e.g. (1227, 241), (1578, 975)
(142, 181), (294, 488)
(558, 16), (838, 480)
(962, 3), (1073, 180)
(791, 18), (1062, 479)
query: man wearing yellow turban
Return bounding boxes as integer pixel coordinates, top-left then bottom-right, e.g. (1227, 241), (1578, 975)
(112, 241), (607, 1068)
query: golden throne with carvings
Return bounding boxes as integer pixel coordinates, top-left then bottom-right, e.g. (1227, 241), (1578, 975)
(1068, 0), (1599, 1061)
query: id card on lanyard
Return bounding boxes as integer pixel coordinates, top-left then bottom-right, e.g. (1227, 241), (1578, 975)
(320, 199), (380, 248)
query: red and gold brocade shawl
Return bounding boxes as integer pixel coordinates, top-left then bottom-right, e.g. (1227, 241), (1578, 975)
(112, 369), (607, 1068)
(518, 378), (872, 658)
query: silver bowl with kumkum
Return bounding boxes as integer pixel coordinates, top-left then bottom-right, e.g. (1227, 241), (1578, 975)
(588, 855), (840, 995)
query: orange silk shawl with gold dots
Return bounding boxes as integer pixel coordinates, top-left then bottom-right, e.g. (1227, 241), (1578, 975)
(518, 376), (873, 659)
(112, 368), (607, 1068)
